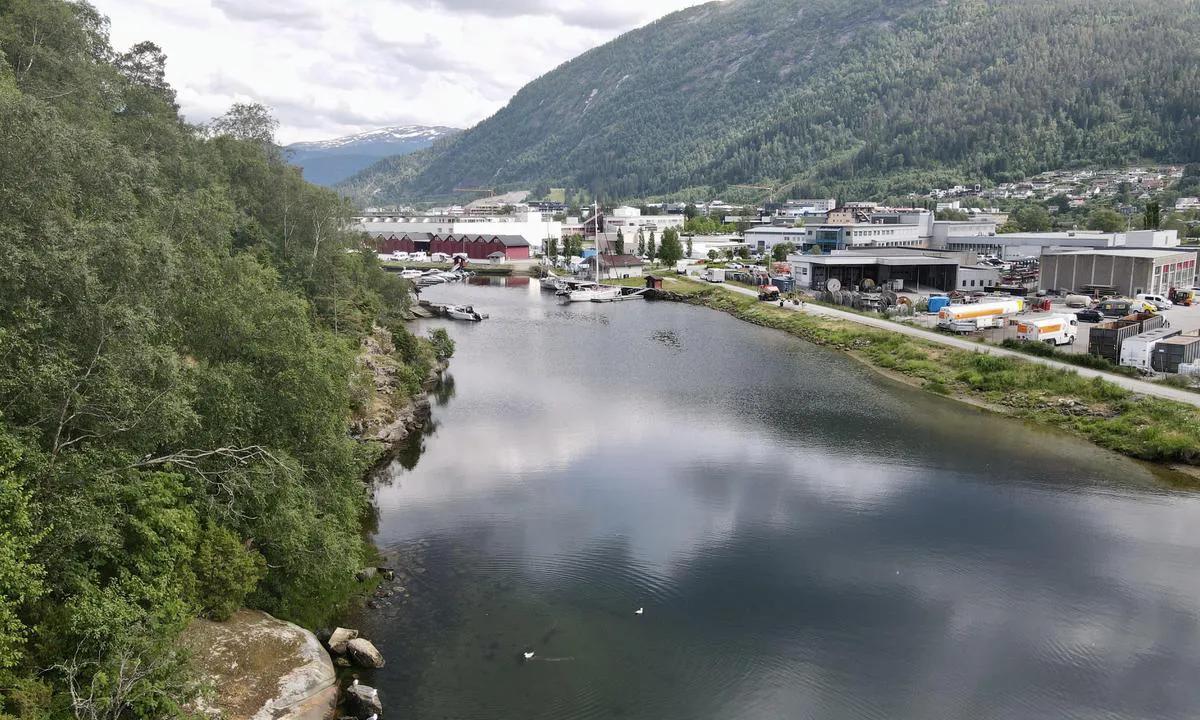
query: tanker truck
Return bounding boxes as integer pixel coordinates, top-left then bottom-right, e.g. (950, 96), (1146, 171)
(937, 298), (1024, 333)
(1015, 315), (1078, 346)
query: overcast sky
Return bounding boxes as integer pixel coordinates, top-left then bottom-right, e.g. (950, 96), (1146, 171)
(92, 0), (709, 144)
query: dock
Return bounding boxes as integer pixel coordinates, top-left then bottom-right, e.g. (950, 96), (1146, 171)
(591, 288), (649, 303)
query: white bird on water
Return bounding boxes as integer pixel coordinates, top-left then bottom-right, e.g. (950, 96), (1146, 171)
(366, 714), (378, 720)
(351, 679), (358, 686)
(523, 651), (535, 660)
(635, 607), (644, 615)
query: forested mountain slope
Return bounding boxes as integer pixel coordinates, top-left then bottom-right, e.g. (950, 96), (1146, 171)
(0, 2), (438, 716)
(340, 0), (1200, 204)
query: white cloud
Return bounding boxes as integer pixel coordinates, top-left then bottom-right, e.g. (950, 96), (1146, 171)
(90, 0), (710, 144)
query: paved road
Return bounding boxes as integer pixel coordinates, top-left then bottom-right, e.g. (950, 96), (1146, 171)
(692, 278), (1200, 408)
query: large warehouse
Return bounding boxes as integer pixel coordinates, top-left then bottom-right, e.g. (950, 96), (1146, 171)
(1039, 249), (1197, 296)
(789, 252), (961, 292)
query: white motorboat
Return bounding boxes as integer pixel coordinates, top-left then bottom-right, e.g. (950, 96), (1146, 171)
(447, 304), (484, 321)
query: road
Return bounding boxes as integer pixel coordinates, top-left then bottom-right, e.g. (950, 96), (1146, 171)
(697, 278), (1200, 408)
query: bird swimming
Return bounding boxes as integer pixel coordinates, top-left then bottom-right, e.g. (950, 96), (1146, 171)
(635, 607), (644, 615)
(523, 650), (535, 660)
(351, 678), (359, 686)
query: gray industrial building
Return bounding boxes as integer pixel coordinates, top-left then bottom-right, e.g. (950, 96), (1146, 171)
(1039, 249), (1197, 297)
(788, 252), (961, 292)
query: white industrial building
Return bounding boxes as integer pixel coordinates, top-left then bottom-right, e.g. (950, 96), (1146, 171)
(933, 229), (1180, 261)
(353, 211), (561, 254)
(604, 206), (685, 237)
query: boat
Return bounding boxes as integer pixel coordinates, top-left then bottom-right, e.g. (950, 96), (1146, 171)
(540, 270), (563, 291)
(567, 282), (621, 303)
(447, 304), (484, 321)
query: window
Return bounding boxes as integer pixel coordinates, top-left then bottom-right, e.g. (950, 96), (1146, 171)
(970, 280), (976, 287)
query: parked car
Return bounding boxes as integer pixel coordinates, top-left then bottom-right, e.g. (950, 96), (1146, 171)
(1075, 308), (1104, 323)
(1135, 293), (1173, 310)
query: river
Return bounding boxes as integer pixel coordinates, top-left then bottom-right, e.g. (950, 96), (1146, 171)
(346, 279), (1200, 720)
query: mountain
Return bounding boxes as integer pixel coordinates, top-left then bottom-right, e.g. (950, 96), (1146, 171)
(337, 0), (1200, 204)
(286, 125), (459, 186)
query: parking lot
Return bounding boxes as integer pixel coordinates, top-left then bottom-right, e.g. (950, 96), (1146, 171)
(906, 297), (1200, 356)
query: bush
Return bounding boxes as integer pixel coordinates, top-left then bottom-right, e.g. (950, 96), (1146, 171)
(428, 328), (455, 362)
(192, 524), (267, 621)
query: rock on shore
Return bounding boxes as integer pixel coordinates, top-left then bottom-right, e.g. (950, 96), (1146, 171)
(182, 609), (337, 720)
(346, 638), (386, 668)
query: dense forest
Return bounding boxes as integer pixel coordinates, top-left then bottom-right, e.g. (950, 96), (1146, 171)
(339, 0), (1200, 205)
(0, 1), (436, 717)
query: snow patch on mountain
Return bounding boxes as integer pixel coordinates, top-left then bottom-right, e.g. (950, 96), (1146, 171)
(289, 126), (459, 151)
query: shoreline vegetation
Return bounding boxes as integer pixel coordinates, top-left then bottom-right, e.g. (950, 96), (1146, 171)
(648, 284), (1200, 469)
(0, 3), (450, 716)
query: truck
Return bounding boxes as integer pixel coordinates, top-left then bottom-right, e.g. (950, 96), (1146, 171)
(757, 284), (780, 301)
(1016, 315), (1078, 346)
(937, 298), (1024, 332)
(1120, 327), (1182, 372)
(703, 268), (726, 283)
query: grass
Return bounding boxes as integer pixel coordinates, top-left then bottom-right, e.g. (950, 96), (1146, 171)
(669, 285), (1200, 466)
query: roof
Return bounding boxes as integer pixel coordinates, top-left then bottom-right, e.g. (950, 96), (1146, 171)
(599, 254), (644, 268)
(1043, 249), (1191, 259)
(789, 254), (958, 266)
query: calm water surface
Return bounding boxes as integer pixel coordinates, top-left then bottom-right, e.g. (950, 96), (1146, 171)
(348, 280), (1200, 720)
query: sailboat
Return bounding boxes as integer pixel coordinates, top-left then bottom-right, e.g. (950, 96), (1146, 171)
(565, 201), (621, 303)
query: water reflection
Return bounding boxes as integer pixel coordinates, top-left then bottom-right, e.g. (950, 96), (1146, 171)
(353, 284), (1200, 720)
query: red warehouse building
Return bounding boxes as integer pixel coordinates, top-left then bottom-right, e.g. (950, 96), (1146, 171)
(430, 234), (531, 261)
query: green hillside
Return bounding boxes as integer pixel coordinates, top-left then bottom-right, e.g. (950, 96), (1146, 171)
(339, 0), (1200, 204)
(0, 1), (440, 715)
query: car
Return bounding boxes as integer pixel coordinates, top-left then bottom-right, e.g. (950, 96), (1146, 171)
(1075, 308), (1104, 323)
(1135, 293), (1173, 310)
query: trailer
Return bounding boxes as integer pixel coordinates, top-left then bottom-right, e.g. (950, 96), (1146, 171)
(703, 268), (726, 283)
(1016, 315), (1078, 346)
(1152, 335), (1200, 373)
(1120, 328), (1181, 372)
(1089, 321), (1142, 365)
(937, 298), (1024, 332)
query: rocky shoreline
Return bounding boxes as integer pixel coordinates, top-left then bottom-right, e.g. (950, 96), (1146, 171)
(353, 324), (449, 454)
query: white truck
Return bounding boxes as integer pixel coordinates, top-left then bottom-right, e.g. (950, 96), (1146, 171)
(937, 298), (1024, 332)
(703, 268), (726, 283)
(1016, 315), (1078, 346)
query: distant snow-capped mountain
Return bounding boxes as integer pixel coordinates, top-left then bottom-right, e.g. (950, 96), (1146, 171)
(285, 125), (460, 187)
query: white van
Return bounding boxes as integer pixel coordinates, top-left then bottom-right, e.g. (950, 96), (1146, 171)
(1136, 293), (1173, 310)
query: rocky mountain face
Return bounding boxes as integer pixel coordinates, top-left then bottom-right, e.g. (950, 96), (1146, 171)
(337, 0), (1200, 204)
(286, 125), (459, 186)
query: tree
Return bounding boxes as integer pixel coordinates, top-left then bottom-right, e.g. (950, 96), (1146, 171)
(1144, 201), (1162, 230)
(935, 208), (969, 221)
(546, 237), (558, 258)
(658, 228), (684, 266)
(685, 235), (693, 258)
(737, 246), (750, 259)
(115, 41), (178, 109)
(206, 102), (278, 147)
(647, 231), (656, 261)
(1087, 207), (1127, 233)
(1013, 205), (1053, 232)
(684, 203), (698, 220)
(636, 230), (646, 258)
(772, 242), (796, 262)
(615, 229), (625, 255)
(707, 249), (718, 260)
(809, 245), (823, 255)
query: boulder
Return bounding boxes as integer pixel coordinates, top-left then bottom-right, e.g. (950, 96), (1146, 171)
(346, 638), (385, 669)
(355, 567), (377, 582)
(344, 684), (383, 720)
(326, 627), (358, 655)
(181, 609), (337, 720)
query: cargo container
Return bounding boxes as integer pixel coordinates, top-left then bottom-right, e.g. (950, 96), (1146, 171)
(1016, 315), (1078, 346)
(1152, 335), (1200, 373)
(927, 296), (951, 314)
(1118, 311), (1165, 333)
(1088, 321), (1143, 365)
(1120, 328), (1181, 372)
(937, 298), (1024, 331)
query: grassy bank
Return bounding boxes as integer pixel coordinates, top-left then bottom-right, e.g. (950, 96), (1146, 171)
(666, 286), (1200, 465)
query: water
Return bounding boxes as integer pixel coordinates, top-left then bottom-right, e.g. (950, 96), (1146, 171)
(349, 281), (1200, 720)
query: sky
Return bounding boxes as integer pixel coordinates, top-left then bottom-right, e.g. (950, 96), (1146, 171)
(91, 0), (710, 144)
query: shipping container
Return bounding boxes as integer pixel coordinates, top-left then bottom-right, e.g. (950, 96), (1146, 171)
(1152, 335), (1200, 373)
(1088, 321), (1143, 365)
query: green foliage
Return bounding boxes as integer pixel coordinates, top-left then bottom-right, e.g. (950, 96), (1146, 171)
(192, 524), (267, 621)
(771, 242), (796, 262)
(337, 0), (1200, 203)
(1144, 201), (1162, 230)
(936, 209), (969, 221)
(1087, 207), (1128, 232)
(657, 228), (684, 266)
(428, 328), (456, 362)
(0, 1), (426, 713)
(614, 229), (625, 255)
